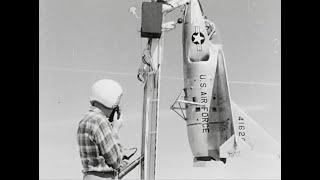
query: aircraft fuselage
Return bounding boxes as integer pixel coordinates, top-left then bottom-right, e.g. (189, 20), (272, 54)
(182, 0), (234, 163)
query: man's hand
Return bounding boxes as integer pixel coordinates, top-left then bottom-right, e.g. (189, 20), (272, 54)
(112, 112), (123, 133)
(119, 159), (129, 171)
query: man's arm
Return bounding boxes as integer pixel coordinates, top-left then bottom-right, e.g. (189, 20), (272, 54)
(162, 0), (190, 13)
(94, 119), (123, 170)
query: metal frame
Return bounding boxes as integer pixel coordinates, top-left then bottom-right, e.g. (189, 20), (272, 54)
(170, 90), (206, 120)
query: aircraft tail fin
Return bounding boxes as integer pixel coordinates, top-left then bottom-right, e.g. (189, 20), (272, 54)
(220, 134), (251, 158)
(220, 101), (280, 159)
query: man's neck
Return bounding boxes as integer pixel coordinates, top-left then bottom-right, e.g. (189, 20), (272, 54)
(91, 101), (113, 117)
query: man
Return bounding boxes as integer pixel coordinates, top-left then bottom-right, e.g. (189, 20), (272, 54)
(204, 16), (216, 40)
(160, 0), (190, 13)
(77, 79), (128, 180)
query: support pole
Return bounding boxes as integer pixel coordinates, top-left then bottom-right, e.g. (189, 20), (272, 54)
(140, 35), (163, 180)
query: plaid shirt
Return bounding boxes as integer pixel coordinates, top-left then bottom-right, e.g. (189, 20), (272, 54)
(77, 106), (123, 173)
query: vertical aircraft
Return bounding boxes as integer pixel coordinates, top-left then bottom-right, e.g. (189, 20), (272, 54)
(170, 0), (280, 166)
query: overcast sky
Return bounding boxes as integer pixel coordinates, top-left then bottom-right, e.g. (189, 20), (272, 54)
(39, 0), (281, 179)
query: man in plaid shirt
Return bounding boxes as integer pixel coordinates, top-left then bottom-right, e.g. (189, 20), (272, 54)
(77, 79), (127, 180)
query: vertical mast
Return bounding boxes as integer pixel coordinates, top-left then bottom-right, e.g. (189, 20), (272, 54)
(140, 0), (185, 178)
(140, 0), (164, 177)
(140, 37), (163, 180)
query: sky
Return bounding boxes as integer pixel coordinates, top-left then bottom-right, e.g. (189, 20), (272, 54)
(39, 0), (281, 179)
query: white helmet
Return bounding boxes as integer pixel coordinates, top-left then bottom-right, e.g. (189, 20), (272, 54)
(90, 79), (123, 108)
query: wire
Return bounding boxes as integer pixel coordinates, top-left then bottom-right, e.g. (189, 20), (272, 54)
(122, 147), (138, 160)
(39, 66), (280, 87)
